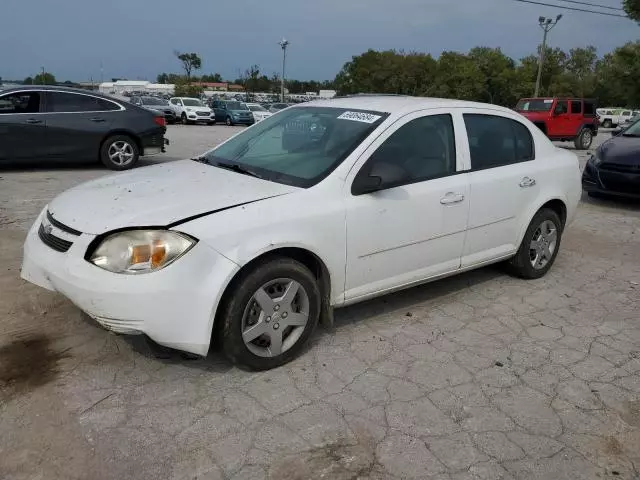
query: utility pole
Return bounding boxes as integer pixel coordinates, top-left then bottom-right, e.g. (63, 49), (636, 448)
(278, 38), (289, 103)
(41, 66), (45, 85)
(534, 14), (562, 97)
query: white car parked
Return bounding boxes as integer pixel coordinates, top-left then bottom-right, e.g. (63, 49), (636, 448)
(21, 96), (581, 370)
(246, 103), (272, 122)
(169, 97), (215, 125)
(596, 108), (634, 128)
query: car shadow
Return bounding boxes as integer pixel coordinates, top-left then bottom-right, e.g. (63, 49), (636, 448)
(581, 191), (640, 212)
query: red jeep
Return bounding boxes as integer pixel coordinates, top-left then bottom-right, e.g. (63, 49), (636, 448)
(515, 97), (598, 150)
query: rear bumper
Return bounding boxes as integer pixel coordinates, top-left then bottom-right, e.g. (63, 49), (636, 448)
(140, 129), (167, 156)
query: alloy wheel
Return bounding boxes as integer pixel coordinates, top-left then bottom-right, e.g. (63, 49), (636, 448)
(108, 141), (134, 166)
(240, 278), (310, 358)
(529, 219), (558, 270)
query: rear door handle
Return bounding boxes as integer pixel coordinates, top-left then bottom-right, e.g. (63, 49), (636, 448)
(519, 177), (536, 188)
(440, 192), (465, 205)
(89, 117), (106, 123)
(25, 118), (42, 124)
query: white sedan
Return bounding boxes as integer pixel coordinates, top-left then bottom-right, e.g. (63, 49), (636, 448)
(21, 96), (582, 370)
(246, 103), (272, 122)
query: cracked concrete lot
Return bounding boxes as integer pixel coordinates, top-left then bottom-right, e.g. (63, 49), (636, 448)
(1, 126), (639, 480)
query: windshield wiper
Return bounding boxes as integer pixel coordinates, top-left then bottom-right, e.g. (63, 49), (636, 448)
(191, 156), (210, 164)
(214, 161), (263, 179)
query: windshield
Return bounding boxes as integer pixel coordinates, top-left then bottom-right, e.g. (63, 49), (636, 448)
(142, 97), (168, 106)
(272, 103), (288, 110)
(182, 98), (203, 107)
(202, 106), (388, 187)
(248, 104), (267, 112)
(622, 118), (640, 136)
(516, 99), (553, 112)
(226, 101), (248, 110)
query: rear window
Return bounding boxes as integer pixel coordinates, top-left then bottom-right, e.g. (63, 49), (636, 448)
(516, 99), (553, 112)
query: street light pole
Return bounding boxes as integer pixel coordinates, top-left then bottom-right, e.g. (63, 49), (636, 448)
(278, 38), (289, 103)
(534, 14), (562, 97)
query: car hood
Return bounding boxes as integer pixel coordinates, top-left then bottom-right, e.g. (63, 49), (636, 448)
(186, 106), (210, 111)
(48, 160), (298, 235)
(230, 109), (251, 114)
(598, 135), (640, 166)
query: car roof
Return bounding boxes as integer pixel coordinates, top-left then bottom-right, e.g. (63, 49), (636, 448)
(301, 95), (516, 115)
(0, 85), (113, 99)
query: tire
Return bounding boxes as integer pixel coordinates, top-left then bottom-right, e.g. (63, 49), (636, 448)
(181, 113), (189, 125)
(220, 257), (321, 370)
(506, 208), (563, 280)
(100, 135), (139, 170)
(574, 128), (593, 150)
(226, 116), (233, 126)
(602, 119), (612, 128)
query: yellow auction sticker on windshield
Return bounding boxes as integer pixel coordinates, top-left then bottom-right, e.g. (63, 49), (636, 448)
(337, 111), (382, 123)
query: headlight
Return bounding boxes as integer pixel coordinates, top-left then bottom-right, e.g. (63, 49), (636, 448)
(186, 107), (193, 112)
(89, 230), (196, 274)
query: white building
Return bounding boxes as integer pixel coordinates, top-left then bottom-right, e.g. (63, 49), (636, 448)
(98, 80), (174, 96)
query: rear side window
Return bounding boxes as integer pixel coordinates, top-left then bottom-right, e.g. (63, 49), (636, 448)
(0, 91), (41, 114)
(464, 114), (534, 169)
(571, 101), (582, 114)
(46, 92), (119, 113)
(584, 102), (595, 115)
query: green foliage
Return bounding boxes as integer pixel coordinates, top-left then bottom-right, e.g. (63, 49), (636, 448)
(174, 51), (202, 79)
(624, 0), (640, 21)
(27, 72), (56, 85)
(200, 73), (223, 83)
(334, 42), (640, 107)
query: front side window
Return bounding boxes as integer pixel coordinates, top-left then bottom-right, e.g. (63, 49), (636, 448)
(464, 114), (534, 169)
(0, 91), (41, 114)
(355, 114), (456, 190)
(571, 101), (582, 114)
(554, 101), (568, 115)
(202, 106), (388, 187)
(45, 92), (118, 112)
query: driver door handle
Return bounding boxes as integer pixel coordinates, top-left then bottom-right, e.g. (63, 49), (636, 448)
(440, 192), (465, 205)
(89, 117), (106, 123)
(519, 176), (536, 188)
(25, 118), (42, 124)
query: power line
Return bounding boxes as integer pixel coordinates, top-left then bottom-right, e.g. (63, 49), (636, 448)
(511, 0), (630, 17)
(554, 0), (623, 11)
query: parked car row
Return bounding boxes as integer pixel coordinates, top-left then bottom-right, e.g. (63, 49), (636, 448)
(0, 86), (168, 170)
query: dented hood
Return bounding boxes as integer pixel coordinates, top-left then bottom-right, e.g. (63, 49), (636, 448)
(48, 160), (298, 235)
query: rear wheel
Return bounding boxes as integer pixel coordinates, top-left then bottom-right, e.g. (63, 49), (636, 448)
(100, 135), (139, 170)
(506, 208), (563, 279)
(220, 258), (321, 370)
(574, 128), (593, 150)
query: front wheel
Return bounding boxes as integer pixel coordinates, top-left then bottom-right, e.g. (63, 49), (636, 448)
(574, 128), (593, 150)
(220, 258), (321, 370)
(506, 208), (563, 279)
(602, 119), (613, 128)
(100, 135), (139, 170)
(226, 116), (233, 126)
(181, 113), (189, 125)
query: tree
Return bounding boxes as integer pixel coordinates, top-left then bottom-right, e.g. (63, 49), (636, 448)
(244, 65), (261, 96)
(566, 46), (598, 97)
(201, 73), (223, 83)
(157, 72), (169, 84)
(174, 51), (202, 80)
(623, 0), (640, 21)
(174, 78), (203, 97)
(24, 72), (56, 85)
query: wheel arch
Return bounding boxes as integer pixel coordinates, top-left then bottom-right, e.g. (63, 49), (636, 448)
(517, 197), (568, 248)
(210, 246), (333, 348)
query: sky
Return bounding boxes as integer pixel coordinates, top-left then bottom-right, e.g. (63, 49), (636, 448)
(1, 0), (637, 83)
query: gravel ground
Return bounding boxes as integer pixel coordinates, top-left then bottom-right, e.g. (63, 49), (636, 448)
(1, 125), (639, 480)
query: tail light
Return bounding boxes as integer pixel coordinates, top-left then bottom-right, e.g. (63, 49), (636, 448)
(154, 115), (166, 127)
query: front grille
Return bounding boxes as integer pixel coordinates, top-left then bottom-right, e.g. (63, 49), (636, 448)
(196, 111), (210, 116)
(47, 211), (81, 236)
(599, 173), (640, 194)
(38, 224), (73, 252)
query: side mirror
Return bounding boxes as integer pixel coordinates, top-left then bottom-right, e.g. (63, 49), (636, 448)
(352, 161), (407, 195)
(352, 175), (383, 195)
